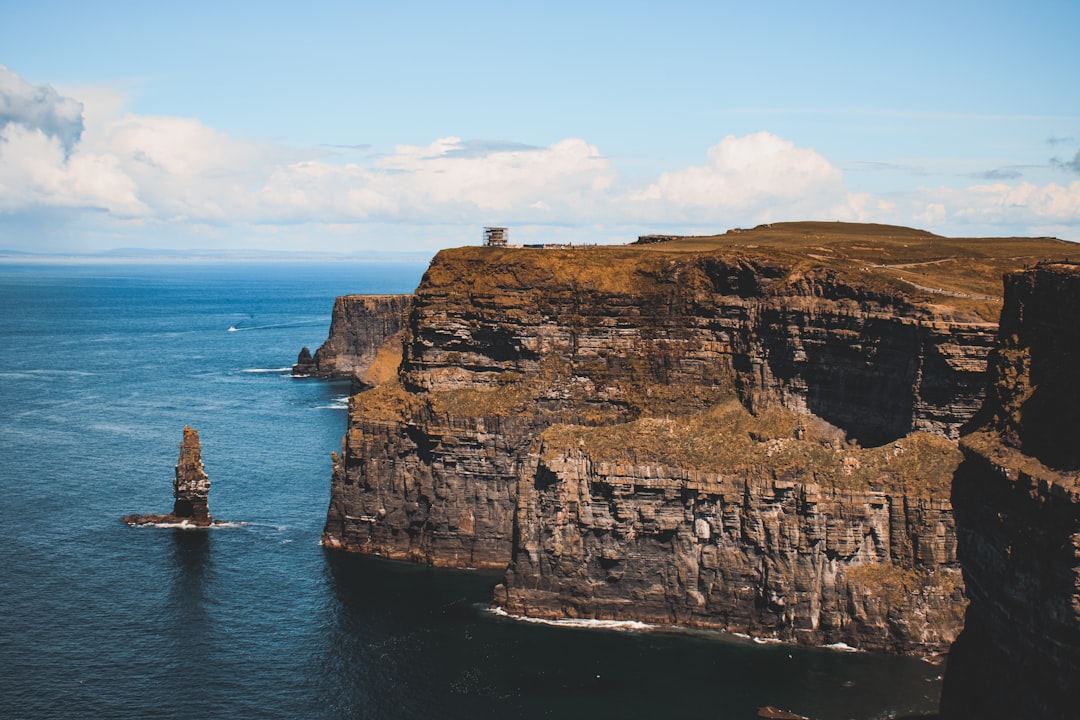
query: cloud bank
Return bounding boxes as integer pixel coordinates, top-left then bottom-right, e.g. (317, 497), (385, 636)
(1, 66), (1078, 250)
(0, 66), (84, 153)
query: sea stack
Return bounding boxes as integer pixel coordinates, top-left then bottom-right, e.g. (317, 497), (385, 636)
(173, 425), (211, 523)
(122, 425), (214, 527)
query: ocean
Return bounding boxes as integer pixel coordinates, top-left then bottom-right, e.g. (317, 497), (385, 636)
(0, 262), (942, 719)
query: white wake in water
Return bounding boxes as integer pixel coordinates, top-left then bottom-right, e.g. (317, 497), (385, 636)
(242, 367), (293, 373)
(227, 320), (327, 332)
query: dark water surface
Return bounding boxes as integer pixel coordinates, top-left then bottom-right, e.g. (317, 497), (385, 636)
(0, 262), (942, 719)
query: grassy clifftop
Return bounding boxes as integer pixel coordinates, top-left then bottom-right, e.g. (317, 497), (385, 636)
(434, 222), (1072, 322)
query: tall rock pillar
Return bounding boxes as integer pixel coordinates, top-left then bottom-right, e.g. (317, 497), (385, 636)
(173, 426), (211, 522)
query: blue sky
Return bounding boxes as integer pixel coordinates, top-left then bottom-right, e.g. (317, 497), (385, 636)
(2, 0), (1079, 254)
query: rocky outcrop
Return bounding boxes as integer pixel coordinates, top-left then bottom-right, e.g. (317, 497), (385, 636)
(293, 294), (411, 383)
(322, 389), (534, 568)
(496, 406), (966, 652)
(173, 425), (211, 521)
(322, 223), (1070, 652)
(398, 247), (998, 445)
(940, 263), (1080, 718)
(123, 426), (214, 527)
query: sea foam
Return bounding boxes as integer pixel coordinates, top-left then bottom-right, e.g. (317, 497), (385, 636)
(489, 606), (654, 632)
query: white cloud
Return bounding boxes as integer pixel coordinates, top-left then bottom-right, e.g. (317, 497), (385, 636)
(627, 132), (846, 223)
(1, 65), (1078, 250)
(0, 65), (84, 153)
(249, 136), (616, 225)
(97, 114), (301, 221)
(0, 123), (142, 214)
(861, 182), (1080, 237)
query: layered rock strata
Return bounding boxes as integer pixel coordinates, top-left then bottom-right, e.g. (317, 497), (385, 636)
(397, 244), (999, 445)
(323, 223), (1070, 652)
(940, 263), (1080, 718)
(123, 426), (214, 527)
(497, 405), (966, 652)
(173, 425), (211, 521)
(293, 294), (412, 384)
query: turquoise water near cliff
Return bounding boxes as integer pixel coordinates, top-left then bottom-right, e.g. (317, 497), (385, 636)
(0, 262), (943, 720)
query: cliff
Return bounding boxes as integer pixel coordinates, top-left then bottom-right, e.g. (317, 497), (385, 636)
(497, 407), (965, 652)
(323, 222), (1071, 652)
(940, 263), (1080, 718)
(293, 294), (411, 384)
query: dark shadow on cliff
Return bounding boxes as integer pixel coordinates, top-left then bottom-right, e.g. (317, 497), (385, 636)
(1018, 385), (1080, 470)
(760, 314), (920, 447)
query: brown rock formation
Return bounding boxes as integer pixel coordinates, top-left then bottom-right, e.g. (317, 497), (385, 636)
(293, 294), (412, 383)
(323, 222), (1070, 652)
(940, 263), (1080, 719)
(496, 406), (966, 652)
(123, 426), (214, 527)
(173, 425), (211, 521)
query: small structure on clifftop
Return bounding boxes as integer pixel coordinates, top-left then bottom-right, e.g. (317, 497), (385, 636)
(483, 226), (508, 246)
(122, 426), (216, 527)
(633, 234), (678, 244)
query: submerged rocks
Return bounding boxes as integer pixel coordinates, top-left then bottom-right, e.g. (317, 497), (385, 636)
(123, 426), (215, 527)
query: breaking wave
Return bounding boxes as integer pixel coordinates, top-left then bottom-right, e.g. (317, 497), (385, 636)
(124, 520), (250, 530)
(824, 642), (860, 653)
(489, 606), (654, 632)
(313, 395), (350, 410)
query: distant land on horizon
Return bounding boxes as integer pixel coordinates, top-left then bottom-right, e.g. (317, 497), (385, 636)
(2, 221), (1075, 266)
(0, 246), (435, 264)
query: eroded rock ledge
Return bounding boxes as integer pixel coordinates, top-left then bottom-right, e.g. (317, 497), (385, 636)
(293, 294), (412, 386)
(322, 222), (1070, 653)
(940, 263), (1080, 719)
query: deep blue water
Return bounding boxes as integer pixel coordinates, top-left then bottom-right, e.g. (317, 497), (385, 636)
(0, 262), (942, 720)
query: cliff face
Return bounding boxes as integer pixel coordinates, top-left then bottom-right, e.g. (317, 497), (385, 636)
(497, 408), (965, 652)
(940, 264), (1080, 718)
(322, 386), (533, 568)
(293, 294), (411, 383)
(322, 223), (1070, 652)
(399, 248), (995, 445)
